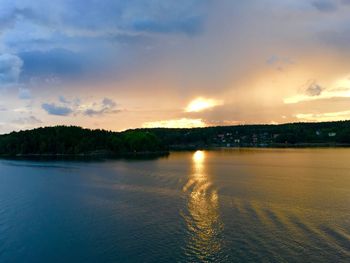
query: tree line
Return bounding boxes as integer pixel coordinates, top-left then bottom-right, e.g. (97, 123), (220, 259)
(0, 126), (164, 156)
(1, 121), (350, 156)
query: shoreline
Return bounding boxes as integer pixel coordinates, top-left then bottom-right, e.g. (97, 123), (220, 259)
(169, 143), (350, 151)
(2, 144), (350, 161)
(0, 151), (170, 160)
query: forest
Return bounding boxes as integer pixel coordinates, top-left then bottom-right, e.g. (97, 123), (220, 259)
(133, 120), (350, 148)
(1, 120), (350, 156)
(0, 126), (164, 156)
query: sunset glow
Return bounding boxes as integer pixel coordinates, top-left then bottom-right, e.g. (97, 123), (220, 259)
(2, 2), (350, 262)
(185, 98), (223, 113)
(1, 1), (350, 134)
(142, 118), (206, 129)
(295, 111), (350, 122)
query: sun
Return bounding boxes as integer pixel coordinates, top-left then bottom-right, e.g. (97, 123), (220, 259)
(185, 97), (223, 113)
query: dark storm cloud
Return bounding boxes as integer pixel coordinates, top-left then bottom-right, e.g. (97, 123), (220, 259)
(1, 0), (207, 34)
(0, 0), (208, 85)
(18, 49), (83, 79)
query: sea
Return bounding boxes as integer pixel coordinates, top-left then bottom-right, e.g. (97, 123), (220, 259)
(0, 149), (350, 262)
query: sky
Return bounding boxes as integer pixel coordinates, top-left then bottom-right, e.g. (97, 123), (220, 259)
(1, 0), (350, 133)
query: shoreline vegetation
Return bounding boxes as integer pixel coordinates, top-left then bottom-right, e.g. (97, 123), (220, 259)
(1, 120), (350, 158)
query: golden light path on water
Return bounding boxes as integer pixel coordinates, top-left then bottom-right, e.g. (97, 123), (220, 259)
(182, 151), (223, 261)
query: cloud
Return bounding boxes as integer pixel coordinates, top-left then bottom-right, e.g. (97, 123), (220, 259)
(266, 55), (294, 71)
(305, 83), (324, 96)
(0, 7), (37, 31)
(0, 0), (209, 86)
(266, 55), (293, 65)
(317, 27), (350, 50)
(132, 16), (203, 35)
(284, 77), (350, 104)
(58, 95), (70, 104)
(41, 96), (120, 117)
(312, 0), (337, 12)
(102, 98), (116, 108)
(0, 53), (23, 85)
(18, 49), (83, 79)
(2, 1), (350, 131)
(1, 1), (208, 40)
(18, 87), (32, 99)
(83, 98), (120, 117)
(296, 110), (350, 122)
(12, 115), (42, 124)
(42, 103), (73, 116)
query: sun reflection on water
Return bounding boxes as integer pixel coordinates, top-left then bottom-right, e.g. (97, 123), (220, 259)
(182, 151), (223, 261)
(193, 150), (205, 163)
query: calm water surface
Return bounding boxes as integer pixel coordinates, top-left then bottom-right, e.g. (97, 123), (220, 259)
(1, 149), (350, 262)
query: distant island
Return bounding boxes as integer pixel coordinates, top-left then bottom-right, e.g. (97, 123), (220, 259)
(1, 121), (350, 157)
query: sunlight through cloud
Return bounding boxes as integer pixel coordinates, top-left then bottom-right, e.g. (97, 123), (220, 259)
(142, 118), (206, 128)
(185, 97), (223, 113)
(284, 77), (350, 104)
(295, 111), (350, 122)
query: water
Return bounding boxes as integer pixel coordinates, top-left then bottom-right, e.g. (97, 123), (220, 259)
(0, 149), (350, 262)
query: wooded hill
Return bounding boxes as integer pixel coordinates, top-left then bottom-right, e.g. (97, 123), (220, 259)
(1, 120), (350, 156)
(0, 126), (164, 156)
